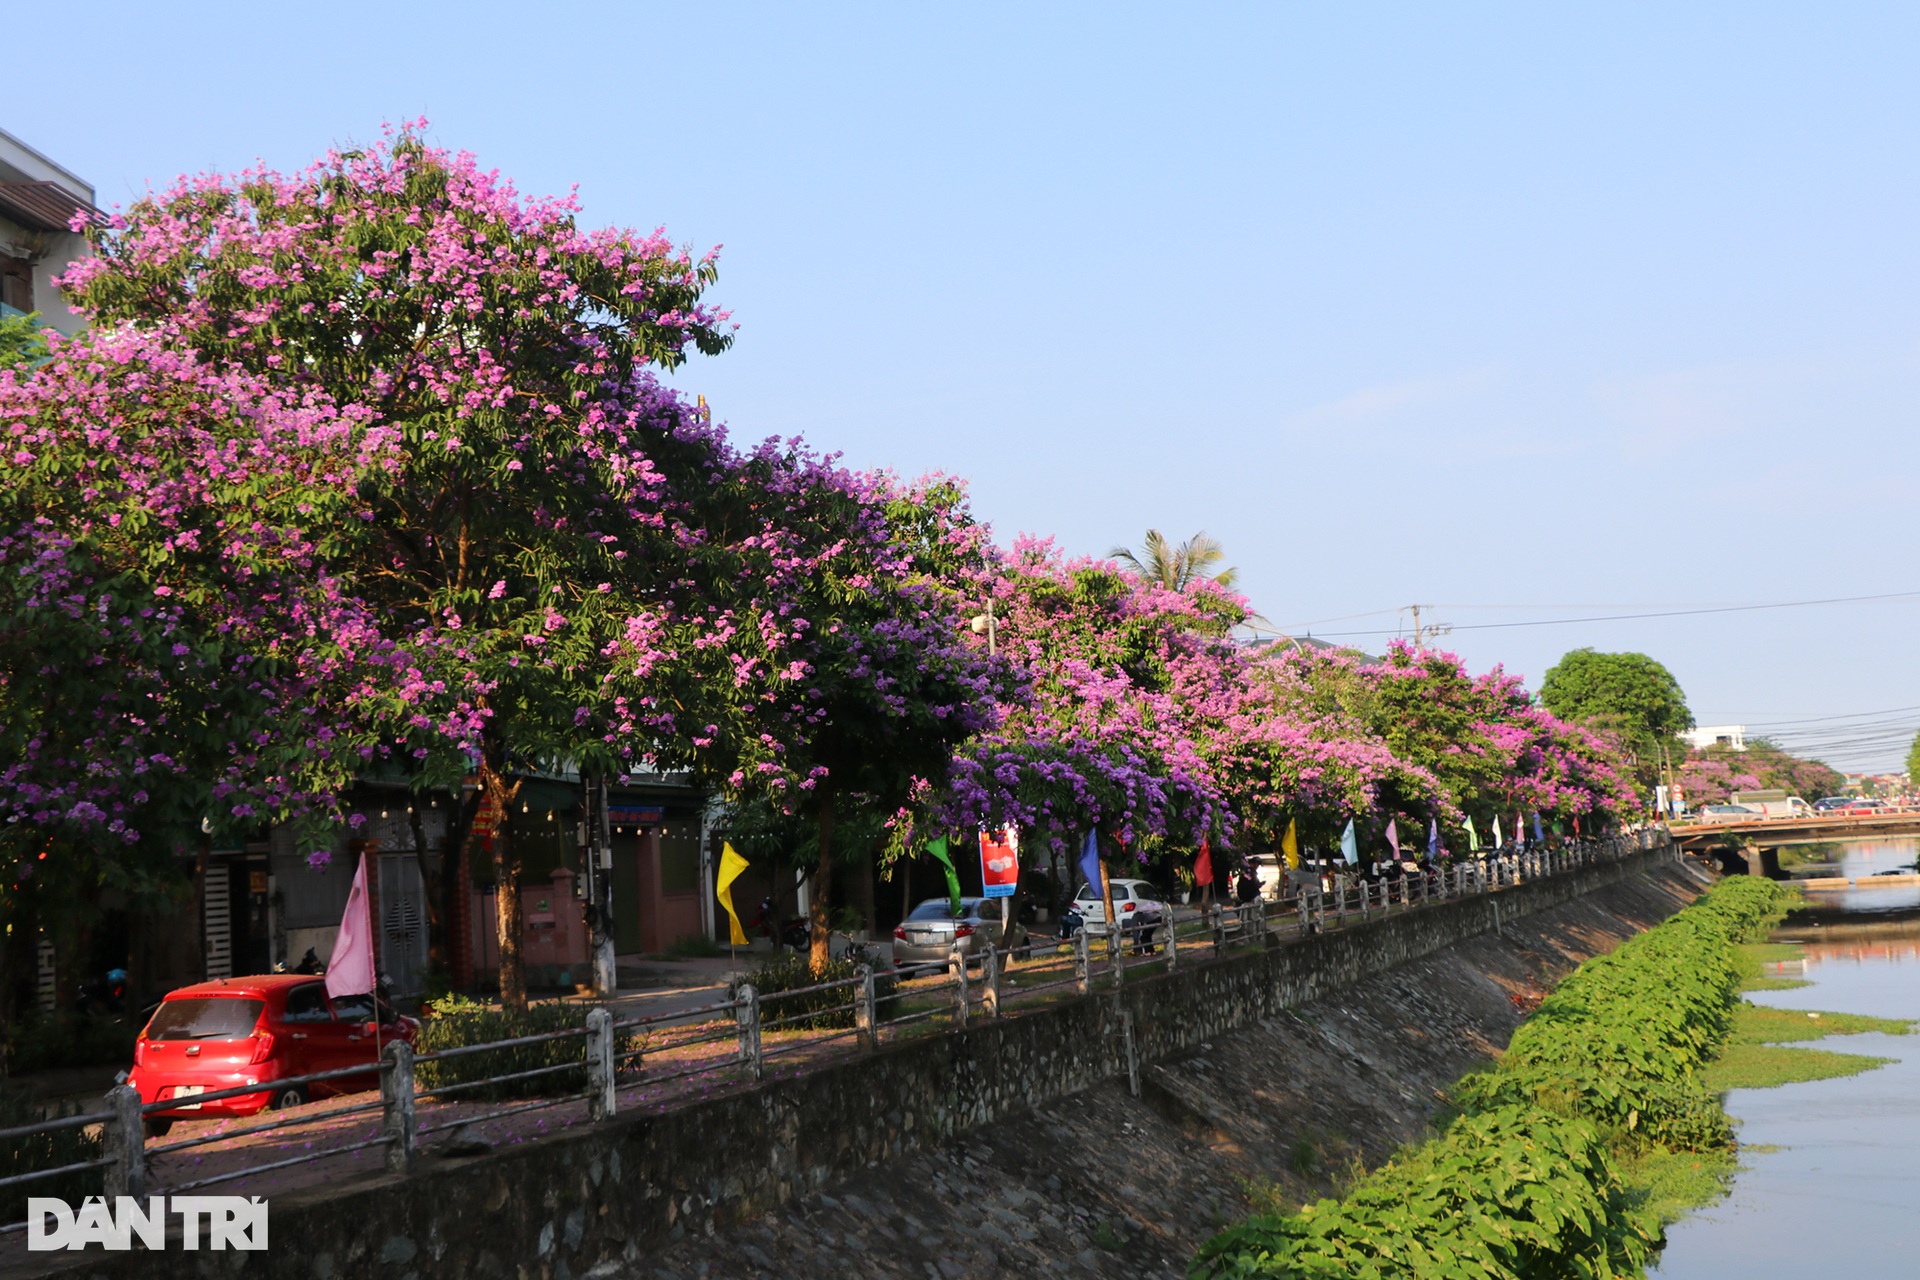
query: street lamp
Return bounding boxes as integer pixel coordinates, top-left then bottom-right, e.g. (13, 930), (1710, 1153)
(969, 597), (997, 657)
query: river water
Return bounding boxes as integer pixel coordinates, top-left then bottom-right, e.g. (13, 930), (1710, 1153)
(1653, 839), (1920, 1278)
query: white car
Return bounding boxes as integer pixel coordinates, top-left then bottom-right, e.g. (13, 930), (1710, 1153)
(1069, 878), (1168, 940)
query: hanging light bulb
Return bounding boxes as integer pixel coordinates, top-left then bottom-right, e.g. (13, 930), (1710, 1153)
(380, 808), (389, 820)
(546, 810), (554, 823)
(521, 800), (529, 814)
(407, 804), (415, 815)
(429, 797), (439, 809)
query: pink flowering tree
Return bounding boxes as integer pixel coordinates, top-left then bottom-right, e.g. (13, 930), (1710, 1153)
(609, 465), (1000, 974)
(47, 125), (1014, 993)
(1325, 643), (1639, 843)
(53, 123), (1002, 1004)
(0, 331), (453, 1011)
(940, 541), (1226, 854)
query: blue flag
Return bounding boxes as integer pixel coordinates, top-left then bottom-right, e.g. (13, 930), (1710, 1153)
(1339, 819), (1358, 864)
(1532, 812), (1544, 843)
(1078, 829), (1102, 896)
(1427, 817), (1440, 860)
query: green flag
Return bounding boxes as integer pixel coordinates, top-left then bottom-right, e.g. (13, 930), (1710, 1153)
(926, 835), (963, 918)
(1465, 816), (1480, 853)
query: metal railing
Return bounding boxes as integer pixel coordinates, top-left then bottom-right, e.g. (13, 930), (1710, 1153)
(0, 828), (1672, 1232)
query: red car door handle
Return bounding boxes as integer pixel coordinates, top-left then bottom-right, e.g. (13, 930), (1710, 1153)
(290, 1033), (307, 1040)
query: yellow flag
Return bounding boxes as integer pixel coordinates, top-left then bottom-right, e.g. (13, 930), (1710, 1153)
(1282, 819), (1300, 871)
(716, 842), (750, 946)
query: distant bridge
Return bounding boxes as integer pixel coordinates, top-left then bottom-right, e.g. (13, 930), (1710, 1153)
(1671, 810), (1920, 852)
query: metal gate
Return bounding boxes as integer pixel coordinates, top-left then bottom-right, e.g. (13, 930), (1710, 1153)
(378, 855), (429, 997)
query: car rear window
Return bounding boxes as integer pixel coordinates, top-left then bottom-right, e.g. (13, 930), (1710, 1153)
(907, 901), (960, 922)
(1074, 883), (1097, 901)
(145, 997), (265, 1041)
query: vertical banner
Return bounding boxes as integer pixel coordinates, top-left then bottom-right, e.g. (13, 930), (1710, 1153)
(979, 828), (1019, 898)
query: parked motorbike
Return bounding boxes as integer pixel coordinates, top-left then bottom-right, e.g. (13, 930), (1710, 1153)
(751, 898), (812, 951)
(72, 967), (129, 1015)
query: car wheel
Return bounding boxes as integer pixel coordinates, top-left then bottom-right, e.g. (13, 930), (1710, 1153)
(269, 1084), (309, 1110)
(143, 1118), (172, 1139)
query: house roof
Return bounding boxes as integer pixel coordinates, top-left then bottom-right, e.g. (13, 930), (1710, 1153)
(0, 181), (102, 234)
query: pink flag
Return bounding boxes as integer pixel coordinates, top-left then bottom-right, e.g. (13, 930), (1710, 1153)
(1386, 819), (1399, 860)
(325, 853), (377, 999)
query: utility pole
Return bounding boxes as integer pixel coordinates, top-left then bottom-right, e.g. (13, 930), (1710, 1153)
(1405, 604), (1451, 650)
(582, 771), (616, 996)
(1659, 741), (1677, 821)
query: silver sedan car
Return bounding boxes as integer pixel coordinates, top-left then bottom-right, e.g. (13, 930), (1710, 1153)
(890, 897), (1028, 965)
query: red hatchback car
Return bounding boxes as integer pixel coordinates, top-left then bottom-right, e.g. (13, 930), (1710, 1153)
(128, 974), (419, 1135)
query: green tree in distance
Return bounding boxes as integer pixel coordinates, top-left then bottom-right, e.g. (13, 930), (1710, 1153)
(1906, 731), (1920, 792)
(1111, 529), (1239, 592)
(1539, 648), (1693, 786)
(0, 311), (48, 370)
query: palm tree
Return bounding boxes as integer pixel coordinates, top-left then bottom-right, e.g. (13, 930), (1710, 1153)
(1110, 529), (1239, 592)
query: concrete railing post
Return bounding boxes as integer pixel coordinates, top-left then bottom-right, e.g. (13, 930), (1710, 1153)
(1210, 903), (1225, 956)
(1074, 928), (1091, 995)
(1164, 914), (1179, 970)
(736, 983), (762, 1081)
(102, 1084), (145, 1200)
(855, 963), (877, 1051)
(381, 1040), (417, 1175)
(585, 1007), (616, 1122)
(952, 942), (970, 1026)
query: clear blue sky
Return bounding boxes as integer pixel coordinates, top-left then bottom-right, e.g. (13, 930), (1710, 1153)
(14, 2), (1920, 771)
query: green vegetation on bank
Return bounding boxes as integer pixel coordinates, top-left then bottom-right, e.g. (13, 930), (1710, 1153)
(1705, 1043), (1894, 1091)
(1195, 886), (1919, 1278)
(1192, 878), (1792, 1279)
(1704, 965), (1911, 1089)
(1734, 941), (1811, 992)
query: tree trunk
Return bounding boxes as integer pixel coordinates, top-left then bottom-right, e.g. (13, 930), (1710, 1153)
(194, 835), (211, 981)
(998, 834), (1027, 963)
(1098, 852), (1119, 966)
(442, 786), (479, 990)
(480, 756), (526, 1011)
(0, 877), (38, 1073)
(406, 802), (444, 977)
(809, 788), (835, 975)
(852, 835), (876, 938)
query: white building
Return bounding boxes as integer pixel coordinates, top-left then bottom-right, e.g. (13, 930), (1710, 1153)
(1682, 724), (1747, 752)
(1, 127), (97, 337)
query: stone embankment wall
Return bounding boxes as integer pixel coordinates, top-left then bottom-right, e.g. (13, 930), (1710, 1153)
(20, 850), (1698, 1280)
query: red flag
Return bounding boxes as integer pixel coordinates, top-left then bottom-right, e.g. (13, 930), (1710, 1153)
(1194, 838), (1213, 889)
(325, 853), (377, 999)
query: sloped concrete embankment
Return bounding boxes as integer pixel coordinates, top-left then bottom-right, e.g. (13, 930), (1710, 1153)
(20, 851), (1698, 1280)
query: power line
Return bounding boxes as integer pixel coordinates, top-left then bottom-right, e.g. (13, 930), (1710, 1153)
(1741, 705), (1920, 728)
(1284, 590), (1920, 639)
